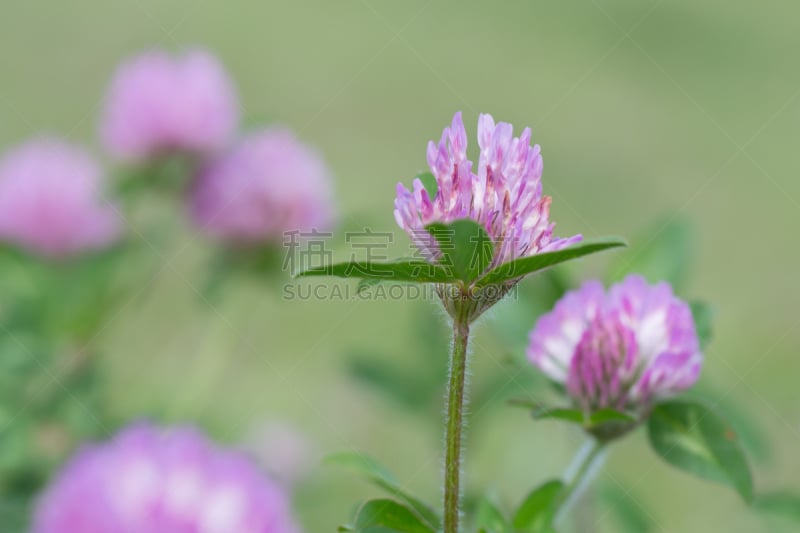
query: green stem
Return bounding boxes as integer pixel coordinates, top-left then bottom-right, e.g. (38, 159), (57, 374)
(555, 438), (606, 525)
(444, 316), (470, 533)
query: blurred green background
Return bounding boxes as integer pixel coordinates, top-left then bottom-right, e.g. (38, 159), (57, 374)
(1, 1), (799, 532)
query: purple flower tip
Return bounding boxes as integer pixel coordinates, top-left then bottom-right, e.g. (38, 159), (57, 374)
(101, 48), (239, 162)
(190, 128), (336, 245)
(394, 111), (581, 270)
(0, 138), (121, 258)
(32, 423), (301, 533)
(527, 275), (702, 413)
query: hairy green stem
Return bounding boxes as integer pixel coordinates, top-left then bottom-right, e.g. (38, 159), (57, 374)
(555, 438), (606, 525)
(444, 317), (470, 533)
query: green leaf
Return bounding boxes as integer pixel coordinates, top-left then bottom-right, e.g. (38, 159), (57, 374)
(357, 278), (384, 294)
(691, 385), (770, 463)
(607, 216), (692, 292)
(347, 354), (433, 411)
(471, 368), (547, 422)
(476, 237), (626, 287)
(689, 301), (713, 350)
(345, 302), (451, 422)
(295, 258), (454, 283)
(41, 246), (129, 339)
(427, 219), (494, 282)
(753, 491), (800, 521)
(507, 399), (582, 423)
(325, 452), (441, 530)
(531, 406), (585, 423)
(415, 171), (438, 199)
(509, 400), (634, 426)
(326, 451), (398, 483)
(513, 480), (563, 532)
(511, 399), (637, 441)
(647, 399), (753, 502)
(598, 483), (654, 533)
(353, 499), (435, 533)
(589, 408), (637, 425)
(474, 496), (509, 533)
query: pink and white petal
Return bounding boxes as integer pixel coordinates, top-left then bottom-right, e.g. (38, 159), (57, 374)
(527, 280), (605, 382)
(630, 350), (702, 402)
(477, 113), (496, 152)
(539, 233), (583, 253)
(663, 296), (701, 357)
(609, 275), (675, 363)
(447, 111), (468, 162)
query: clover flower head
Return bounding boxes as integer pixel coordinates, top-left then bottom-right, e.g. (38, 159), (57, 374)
(32, 423), (300, 533)
(0, 138), (120, 258)
(394, 111), (581, 270)
(101, 48), (239, 162)
(528, 275), (702, 415)
(190, 128), (335, 245)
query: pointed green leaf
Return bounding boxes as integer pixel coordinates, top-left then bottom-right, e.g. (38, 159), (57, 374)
(353, 499), (435, 533)
(325, 452), (441, 530)
(607, 216), (692, 292)
(510, 400), (635, 431)
(325, 451), (398, 484)
(753, 491), (800, 521)
(474, 496), (509, 533)
(356, 278), (384, 294)
(295, 258), (454, 283)
(688, 385), (770, 463)
(589, 408), (637, 425)
(598, 483), (654, 533)
(532, 407), (585, 423)
(647, 400), (753, 502)
(508, 399), (583, 423)
(347, 354), (433, 411)
(427, 219), (494, 282)
(476, 237), (626, 287)
(513, 480), (564, 532)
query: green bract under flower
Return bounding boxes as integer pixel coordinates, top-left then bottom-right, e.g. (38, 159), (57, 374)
(296, 112), (625, 322)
